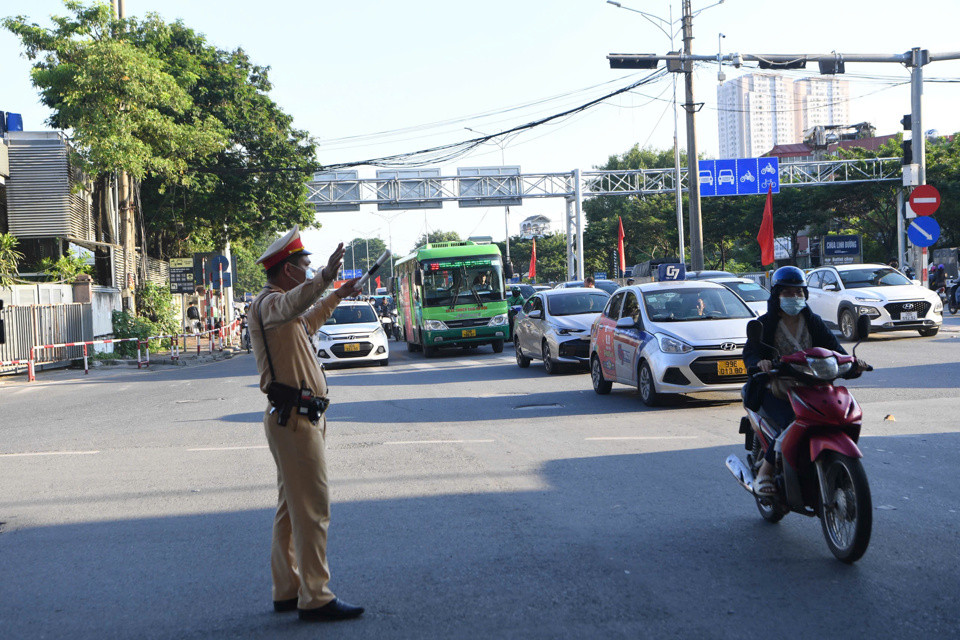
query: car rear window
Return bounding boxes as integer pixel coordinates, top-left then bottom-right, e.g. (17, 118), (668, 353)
(725, 282), (770, 302)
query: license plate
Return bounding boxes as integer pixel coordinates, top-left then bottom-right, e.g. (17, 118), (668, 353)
(344, 343), (361, 352)
(901, 311), (917, 321)
(462, 329), (476, 337)
(717, 359), (746, 376)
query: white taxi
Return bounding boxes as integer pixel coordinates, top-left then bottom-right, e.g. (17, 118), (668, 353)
(315, 301), (389, 367)
(588, 281), (753, 406)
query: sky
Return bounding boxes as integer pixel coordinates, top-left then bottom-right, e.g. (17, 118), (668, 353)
(4, 0), (960, 265)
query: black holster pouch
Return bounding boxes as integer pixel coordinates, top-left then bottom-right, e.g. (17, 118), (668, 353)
(267, 381), (300, 426)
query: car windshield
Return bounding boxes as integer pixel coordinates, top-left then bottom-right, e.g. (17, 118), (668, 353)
(643, 287), (753, 321)
(324, 305), (378, 325)
(724, 281), (770, 302)
(546, 292), (610, 316)
(420, 257), (505, 307)
(838, 267), (912, 288)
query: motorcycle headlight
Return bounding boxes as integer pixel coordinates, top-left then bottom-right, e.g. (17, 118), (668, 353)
(655, 333), (693, 354)
(488, 314), (508, 326)
(806, 356), (839, 380)
(424, 320), (448, 331)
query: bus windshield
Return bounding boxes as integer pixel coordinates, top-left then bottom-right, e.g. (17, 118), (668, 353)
(420, 257), (505, 307)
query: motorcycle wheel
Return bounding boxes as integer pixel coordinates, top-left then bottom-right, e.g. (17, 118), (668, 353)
(819, 452), (872, 563)
(752, 439), (785, 523)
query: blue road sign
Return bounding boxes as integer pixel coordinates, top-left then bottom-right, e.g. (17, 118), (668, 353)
(907, 216), (941, 248)
(210, 255), (230, 271)
(699, 157), (779, 197)
(342, 269), (362, 279)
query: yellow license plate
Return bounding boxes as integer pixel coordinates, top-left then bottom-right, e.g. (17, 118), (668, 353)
(717, 359), (746, 376)
(344, 343), (361, 352)
(462, 329), (476, 337)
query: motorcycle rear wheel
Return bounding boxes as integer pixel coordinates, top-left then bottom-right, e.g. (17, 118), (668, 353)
(819, 452), (872, 563)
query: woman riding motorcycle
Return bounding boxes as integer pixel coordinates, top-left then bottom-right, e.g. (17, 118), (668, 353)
(742, 266), (864, 494)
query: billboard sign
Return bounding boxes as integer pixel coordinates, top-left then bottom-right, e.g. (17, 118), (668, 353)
(698, 157), (779, 197)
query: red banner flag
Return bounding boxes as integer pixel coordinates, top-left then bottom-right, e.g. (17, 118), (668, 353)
(528, 237), (537, 280)
(757, 185), (775, 266)
(617, 216), (626, 273)
(375, 275), (381, 289)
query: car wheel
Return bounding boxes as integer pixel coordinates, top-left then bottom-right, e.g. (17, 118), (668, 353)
(492, 339), (505, 354)
(918, 327), (940, 337)
(591, 355), (612, 395)
(515, 339), (531, 368)
(542, 341), (558, 375)
(839, 309), (859, 342)
(638, 360), (662, 407)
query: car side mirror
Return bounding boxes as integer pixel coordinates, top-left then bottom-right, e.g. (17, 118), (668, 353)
(746, 319), (763, 343)
(615, 316), (636, 329)
(528, 310), (543, 319)
(824, 283), (839, 292)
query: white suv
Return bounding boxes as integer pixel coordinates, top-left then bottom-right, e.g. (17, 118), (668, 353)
(806, 263), (942, 340)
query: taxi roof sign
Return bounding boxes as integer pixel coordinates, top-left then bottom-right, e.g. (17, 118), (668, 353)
(657, 263), (686, 281)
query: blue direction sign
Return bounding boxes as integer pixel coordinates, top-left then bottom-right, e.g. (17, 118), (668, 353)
(907, 216), (941, 248)
(698, 157), (778, 197)
(342, 269), (362, 279)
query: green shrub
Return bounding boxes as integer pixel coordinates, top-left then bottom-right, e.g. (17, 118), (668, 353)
(111, 310), (170, 356)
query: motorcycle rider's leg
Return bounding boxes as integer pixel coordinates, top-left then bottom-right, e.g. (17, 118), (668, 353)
(756, 393), (794, 492)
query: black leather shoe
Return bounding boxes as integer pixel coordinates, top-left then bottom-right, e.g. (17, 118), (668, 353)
(273, 597), (298, 612)
(298, 598), (364, 621)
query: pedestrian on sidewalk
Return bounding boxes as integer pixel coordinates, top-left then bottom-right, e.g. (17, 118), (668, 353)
(248, 225), (364, 623)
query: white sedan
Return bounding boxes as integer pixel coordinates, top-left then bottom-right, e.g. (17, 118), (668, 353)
(514, 288), (610, 374)
(589, 281), (753, 406)
(315, 301), (389, 367)
(707, 276), (769, 316)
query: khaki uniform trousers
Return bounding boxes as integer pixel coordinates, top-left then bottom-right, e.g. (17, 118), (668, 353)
(264, 408), (336, 610)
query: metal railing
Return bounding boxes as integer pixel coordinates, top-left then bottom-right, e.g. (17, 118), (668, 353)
(1, 303), (91, 375)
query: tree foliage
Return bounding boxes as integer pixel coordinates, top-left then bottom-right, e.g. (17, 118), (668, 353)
(412, 230), (461, 252)
(0, 233), (26, 286)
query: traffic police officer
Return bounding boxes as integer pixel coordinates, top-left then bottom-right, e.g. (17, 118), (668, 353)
(248, 225), (364, 622)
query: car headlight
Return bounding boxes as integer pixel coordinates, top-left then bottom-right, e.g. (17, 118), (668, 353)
(856, 306), (881, 318)
(424, 320), (448, 331)
(488, 314), (508, 326)
(655, 333), (693, 354)
(372, 325), (385, 336)
(933, 301), (943, 313)
(317, 331), (331, 340)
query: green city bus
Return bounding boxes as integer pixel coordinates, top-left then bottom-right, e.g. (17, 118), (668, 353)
(394, 241), (509, 357)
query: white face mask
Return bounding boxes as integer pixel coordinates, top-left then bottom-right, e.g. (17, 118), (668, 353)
(289, 263), (316, 282)
(780, 296), (806, 316)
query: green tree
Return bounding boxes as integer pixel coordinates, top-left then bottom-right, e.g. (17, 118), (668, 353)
(36, 249), (93, 282)
(498, 233), (568, 283)
(344, 237), (387, 276)
(0, 233), (25, 286)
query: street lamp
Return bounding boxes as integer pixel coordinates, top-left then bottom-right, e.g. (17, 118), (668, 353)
(464, 126), (520, 276)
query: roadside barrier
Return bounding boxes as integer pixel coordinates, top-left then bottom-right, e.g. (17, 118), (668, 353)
(25, 317), (244, 382)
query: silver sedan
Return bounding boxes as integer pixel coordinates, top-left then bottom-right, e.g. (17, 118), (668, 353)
(514, 288), (610, 374)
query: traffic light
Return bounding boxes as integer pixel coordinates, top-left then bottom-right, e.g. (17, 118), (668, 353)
(608, 54), (659, 70)
(901, 114), (912, 130)
(901, 139), (912, 165)
(818, 59), (845, 75)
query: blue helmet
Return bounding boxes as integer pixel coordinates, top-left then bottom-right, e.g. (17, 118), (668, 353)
(771, 266), (807, 289)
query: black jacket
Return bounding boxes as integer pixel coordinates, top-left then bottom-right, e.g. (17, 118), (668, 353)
(742, 306), (845, 370)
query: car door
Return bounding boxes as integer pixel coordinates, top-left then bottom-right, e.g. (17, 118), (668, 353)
(818, 270), (843, 323)
(613, 291), (643, 383)
(805, 270), (824, 316)
(594, 291), (625, 380)
(524, 295), (546, 357)
(517, 296), (536, 355)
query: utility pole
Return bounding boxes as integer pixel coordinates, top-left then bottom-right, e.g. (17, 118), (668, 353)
(681, 0), (705, 271)
(112, 0), (136, 312)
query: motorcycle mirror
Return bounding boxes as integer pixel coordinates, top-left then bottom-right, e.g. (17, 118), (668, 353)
(746, 319), (762, 343)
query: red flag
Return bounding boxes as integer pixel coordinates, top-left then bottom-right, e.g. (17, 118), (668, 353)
(375, 275), (381, 289)
(528, 238), (537, 280)
(617, 216), (626, 273)
(757, 186), (775, 266)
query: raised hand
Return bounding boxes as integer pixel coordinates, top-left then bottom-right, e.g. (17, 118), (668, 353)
(321, 243), (346, 281)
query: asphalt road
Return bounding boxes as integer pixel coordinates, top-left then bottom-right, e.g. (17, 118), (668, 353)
(1, 315), (959, 639)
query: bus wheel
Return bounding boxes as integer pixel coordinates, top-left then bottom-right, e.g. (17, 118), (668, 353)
(492, 340), (504, 354)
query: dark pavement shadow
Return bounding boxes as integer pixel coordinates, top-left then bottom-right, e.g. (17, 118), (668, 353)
(2, 433), (957, 638)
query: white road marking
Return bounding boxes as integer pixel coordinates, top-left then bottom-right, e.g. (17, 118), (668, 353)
(186, 445), (269, 452)
(0, 450), (100, 457)
(383, 439), (495, 445)
(585, 436), (699, 441)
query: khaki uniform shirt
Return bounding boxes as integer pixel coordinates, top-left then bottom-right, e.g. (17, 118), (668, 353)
(249, 275), (341, 398)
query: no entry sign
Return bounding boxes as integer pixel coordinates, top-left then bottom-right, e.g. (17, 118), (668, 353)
(908, 184), (940, 216)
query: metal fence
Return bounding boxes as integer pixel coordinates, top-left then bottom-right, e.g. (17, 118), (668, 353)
(1, 303), (92, 375)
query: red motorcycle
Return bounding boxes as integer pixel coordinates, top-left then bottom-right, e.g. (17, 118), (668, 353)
(726, 316), (874, 563)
